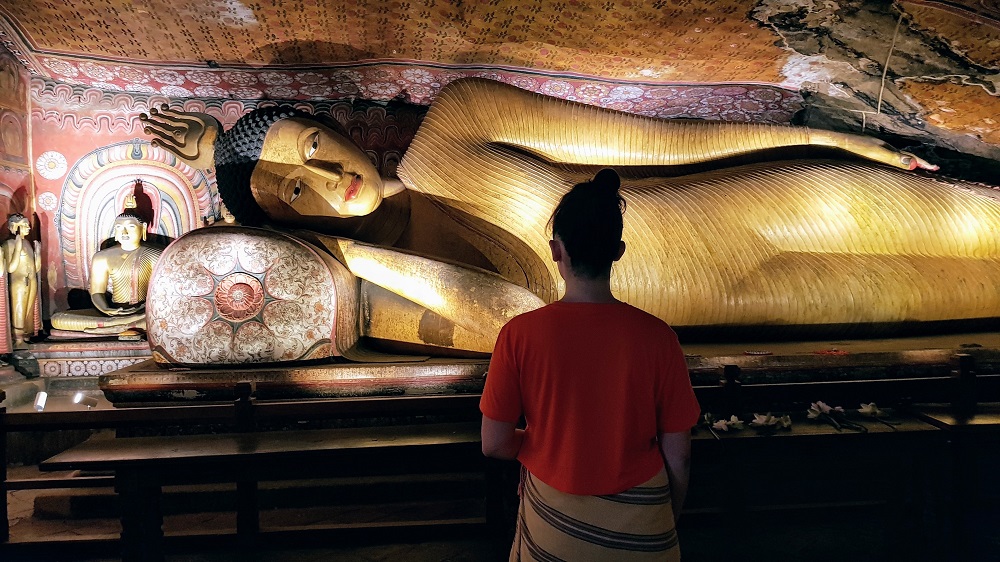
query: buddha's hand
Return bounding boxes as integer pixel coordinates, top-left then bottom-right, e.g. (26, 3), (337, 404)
(115, 304), (142, 316)
(138, 105), (219, 170)
(809, 130), (938, 171)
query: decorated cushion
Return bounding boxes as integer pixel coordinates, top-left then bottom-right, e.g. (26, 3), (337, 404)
(146, 226), (358, 366)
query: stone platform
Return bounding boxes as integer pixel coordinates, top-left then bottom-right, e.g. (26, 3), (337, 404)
(681, 331), (1000, 386)
(9, 339), (152, 379)
(0, 338), (153, 414)
(90, 331), (1000, 406)
(99, 358), (489, 405)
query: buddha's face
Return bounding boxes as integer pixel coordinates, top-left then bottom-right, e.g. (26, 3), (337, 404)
(113, 217), (144, 251)
(8, 218), (28, 237)
(251, 117), (383, 219)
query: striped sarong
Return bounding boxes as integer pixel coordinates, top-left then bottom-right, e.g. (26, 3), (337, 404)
(510, 468), (680, 561)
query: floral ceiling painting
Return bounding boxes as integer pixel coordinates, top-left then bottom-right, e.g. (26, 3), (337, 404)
(0, 0), (998, 166)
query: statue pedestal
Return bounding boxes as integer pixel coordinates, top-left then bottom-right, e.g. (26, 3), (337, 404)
(99, 358), (488, 406)
(11, 339), (152, 379)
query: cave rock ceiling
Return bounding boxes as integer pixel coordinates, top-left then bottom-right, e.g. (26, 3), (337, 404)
(1, 0), (998, 172)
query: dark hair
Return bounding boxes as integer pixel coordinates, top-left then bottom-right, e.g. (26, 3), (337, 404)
(550, 168), (626, 279)
(214, 105), (312, 226)
(115, 211), (145, 223)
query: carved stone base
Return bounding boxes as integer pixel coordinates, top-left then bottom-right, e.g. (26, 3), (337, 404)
(683, 332), (1000, 386)
(99, 358), (488, 405)
(14, 340), (153, 379)
(95, 333), (1000, 406)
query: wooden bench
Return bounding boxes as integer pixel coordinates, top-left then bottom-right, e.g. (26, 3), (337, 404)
(4, 353), (998, 558)
(910, 402), (1000, 560)
(1, 384), (484, 549)
(39, 421), (483, 562)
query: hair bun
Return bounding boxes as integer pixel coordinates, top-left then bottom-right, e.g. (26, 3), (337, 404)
(592, 168), (621, 192)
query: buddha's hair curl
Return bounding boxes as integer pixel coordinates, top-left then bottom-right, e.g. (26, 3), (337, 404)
(549, 168), (626, 279)
(214, 105), (313, 226)
(115, 211), (146, 223)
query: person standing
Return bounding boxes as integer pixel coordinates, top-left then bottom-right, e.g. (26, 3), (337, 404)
(480, 169), (701, 561)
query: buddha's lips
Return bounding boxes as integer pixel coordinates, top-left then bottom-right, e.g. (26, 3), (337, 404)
(346, 175), (362, 201)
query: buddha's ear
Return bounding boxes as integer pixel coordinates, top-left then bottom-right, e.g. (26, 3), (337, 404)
(141, 223), (147, 242)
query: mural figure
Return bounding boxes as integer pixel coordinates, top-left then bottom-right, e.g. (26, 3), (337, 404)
(50, 195), (162, 335)
(2, 214), (39, 348)
(0, 114), (24, 159)
(140, 77), (1000, 364)
(0, 56), (25, 110)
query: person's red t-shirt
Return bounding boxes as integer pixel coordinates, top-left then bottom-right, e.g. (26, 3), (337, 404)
(480, 301), (700, 495)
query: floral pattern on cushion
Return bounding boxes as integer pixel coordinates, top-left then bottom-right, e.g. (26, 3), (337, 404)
(147, 226), (344, 366)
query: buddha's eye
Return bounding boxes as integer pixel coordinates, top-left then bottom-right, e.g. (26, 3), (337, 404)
(305, 132), (319, 159)
(290, 178), (302, 203)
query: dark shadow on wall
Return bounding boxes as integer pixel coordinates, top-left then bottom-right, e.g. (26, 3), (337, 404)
(248, 40), (376, 67)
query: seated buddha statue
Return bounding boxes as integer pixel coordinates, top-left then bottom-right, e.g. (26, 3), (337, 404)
(139, 77), (1000, 362)
(50, 196), (163, 336)
(2, 213), (39, 347)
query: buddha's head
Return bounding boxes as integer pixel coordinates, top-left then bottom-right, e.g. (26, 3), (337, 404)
(215, 107), (385, 226)
(112, 212), (147, 252)
(7, 213), (29, 237)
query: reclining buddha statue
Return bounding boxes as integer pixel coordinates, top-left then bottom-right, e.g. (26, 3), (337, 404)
(139, 77), (1000, 366)
(50, 195), (162, 336)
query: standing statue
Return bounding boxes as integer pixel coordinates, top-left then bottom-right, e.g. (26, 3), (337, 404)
(50, 195), (162, 335)
(2, 213), (39, 348)
(139, 77), (1000, 363)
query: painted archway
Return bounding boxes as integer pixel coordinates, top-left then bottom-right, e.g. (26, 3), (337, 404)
(57, 140), (217, 288)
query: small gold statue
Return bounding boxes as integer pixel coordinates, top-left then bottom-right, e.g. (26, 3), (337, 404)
(1, 214), (39, 347)
(140, 77), (1000, 353)
(50, 195), (162, 335)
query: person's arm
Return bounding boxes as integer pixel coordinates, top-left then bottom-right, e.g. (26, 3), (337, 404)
(481, 415), (524, 460)
(659, 430), (692, 524)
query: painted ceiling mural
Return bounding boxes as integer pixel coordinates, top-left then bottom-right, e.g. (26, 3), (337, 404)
(0, 0), (998, 166)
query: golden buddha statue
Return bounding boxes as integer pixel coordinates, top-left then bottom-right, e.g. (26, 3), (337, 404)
(2, 214), (39, 347)
(50, 195), (162, 335)
(140, 77), (1000, 357)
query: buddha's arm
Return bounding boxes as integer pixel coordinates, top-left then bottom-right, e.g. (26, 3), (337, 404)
(423, 78), (934, 171)
(304, 233), (543, 337)
(89, 257), (118, 315)
(6, 237), (21, 274)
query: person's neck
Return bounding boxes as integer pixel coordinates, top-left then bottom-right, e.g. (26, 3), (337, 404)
(560, 274), (618, 304)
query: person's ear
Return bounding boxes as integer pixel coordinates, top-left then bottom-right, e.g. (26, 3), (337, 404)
(614, 240), (626, 261)
(549, 239), (563, 263)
